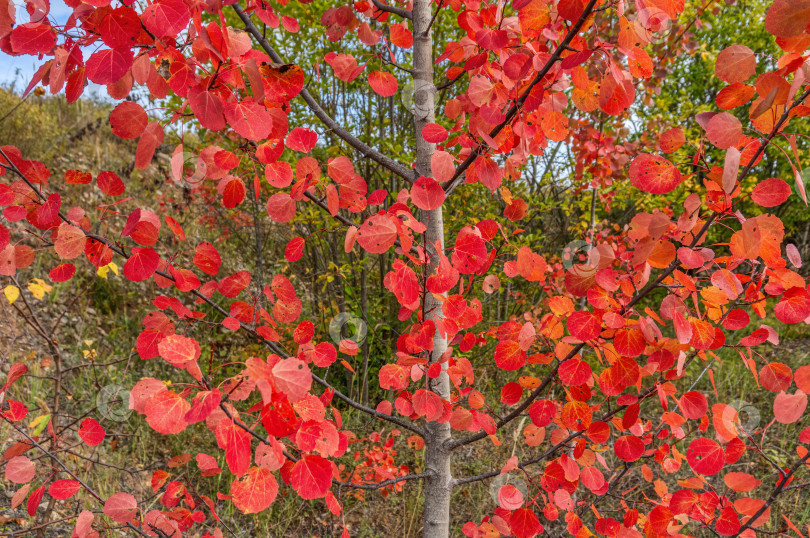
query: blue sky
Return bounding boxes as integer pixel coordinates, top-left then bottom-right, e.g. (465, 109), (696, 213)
(2, 0), (72, 88)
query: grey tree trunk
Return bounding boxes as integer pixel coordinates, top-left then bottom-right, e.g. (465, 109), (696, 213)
(412, 1), (453, 536)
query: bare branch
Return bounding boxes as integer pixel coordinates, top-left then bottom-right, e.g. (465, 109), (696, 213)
(232, 5), (415, 183)
(445, 84), (810, 452)
(731, 452), (810, 537)
(218, 401), (430, 490)
(2, 418), (150, 538)
(0, 149), (427, 439)
(442, 0), (600, 198)
(371, 0), (412, 20)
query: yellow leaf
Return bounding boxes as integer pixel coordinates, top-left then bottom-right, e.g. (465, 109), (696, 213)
(3, 285), (19, 304)
(97, 262), (119, 279)
(499, 186), (513, 205)
(27, 279), (53, 300)
(29, 414), (51, 436)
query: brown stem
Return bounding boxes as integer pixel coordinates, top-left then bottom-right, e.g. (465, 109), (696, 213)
(0, 149), (427, 439)
(232, 5), (415, 183)
(442, 0), (600, 197)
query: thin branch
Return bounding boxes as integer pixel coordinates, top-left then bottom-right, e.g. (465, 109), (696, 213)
(424, 0), (445, 36)
(2, 418), (150, 537)
(0, 149), (427, 439)
(442, 0), (600, 198)
(371, 0), (412, 20)
(731, 452), (810, 537)
(218, 401), (430, 490)
(232, 5), (415, 183)
(451, 383), (653, 486)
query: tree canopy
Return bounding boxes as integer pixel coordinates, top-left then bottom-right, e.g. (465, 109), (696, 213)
(2, 0), (810, 536)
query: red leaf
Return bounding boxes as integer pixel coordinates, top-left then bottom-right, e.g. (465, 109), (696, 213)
(185, 390), (222, 424)
(78, 418), (105, 446)
(85, 48), (133, 85)
(497, 484), (524, 510)
(494, 340), (526, 371)
(689, 318), (716, 350)
(629, 153), (683, 194)
(679, 391), (708, 419)
(135, 122), (164, 170)
(775, 288), (810, 324)
(194, 242), (221, 275)
(1, 363), (28, 392)
(285, 237), (306, 262)
(765, 0), (810, 38)
(220, 176), (246, 209)
(686, 437), (725, 475)
(659, 127), (686, 153)
(272, 358), (312, 402)
(123, 247), (159, 282)
(144, 390), (190, 434)
(566, 310), (602, 341)
(410, 176), (445, 210)
(368, 70), (398, 97)
(54, 223), (86, 260)
(580, 466), (606, 492)
(558, 358), (592, 386)
(290, 455), (332, 500)
(224, 99), (273, 141)
(358, 214), (397, 254)
(97, 171), (125, 196)
(265, 161), (293, 188)
(715, 44), (756, 84)
(9, 23), (55, 54)
(65, 170), (92, 185)
(27, 485), (45, 517)
(217, 421), (251, 476)
(189, 90), (226, 130)
(259, 63), (304, 102)
(706, 112), (742, 149)
(421, 123), (448, 143)
(219, 270), (252, 298)
(723, 472), (760, 492)
(715, 506), (741, 536)
(175, 266), (205, 292)
(157, 334), (200, 367)
(73, 510), (94, 538)
(787, 243), (803, 268)
(379, 364), (409, 390)
(751, 178), (792, 207)
(109, 102), (147, 140)
(231, 466), (278, 514)
(510, 508), (542, 538)
(48, 479), (81, 500)
(5, 456), (35, 484)
(286, 127), (317, 152)
(774, 391), (807, 424)
(614, 435), (645, 462)
(451, 226), (487, 274)
(99, 7), (141, 49)
(142, 0), (190, 36)
(475, 28), (508, 50)
(103, 492), (137, 523)
(266, 192), (297, 223)
(614, 328), (647, 357)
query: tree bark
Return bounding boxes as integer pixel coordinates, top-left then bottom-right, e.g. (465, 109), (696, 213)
(413, 0), (452, 535)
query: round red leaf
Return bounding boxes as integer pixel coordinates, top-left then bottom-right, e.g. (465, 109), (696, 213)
(686, 438), (725, 475)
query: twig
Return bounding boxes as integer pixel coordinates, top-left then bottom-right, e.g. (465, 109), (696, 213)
(442, 0), (600, 197)
(232, 5), (415, 183)
(371, 0), (412, 20)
